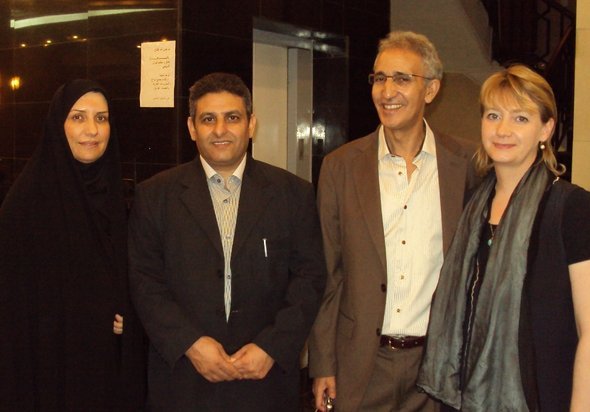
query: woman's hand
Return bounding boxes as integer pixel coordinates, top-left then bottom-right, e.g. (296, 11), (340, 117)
(113, 314), (124, 335)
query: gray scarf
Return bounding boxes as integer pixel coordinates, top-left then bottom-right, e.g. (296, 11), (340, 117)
(417, 161), (552, 411)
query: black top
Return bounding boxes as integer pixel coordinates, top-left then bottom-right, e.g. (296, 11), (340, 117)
(0, 79), (145, 410)
(562, 188), (590, 263)
(461, 180), (590, 410)
(464, 184), (590, 336)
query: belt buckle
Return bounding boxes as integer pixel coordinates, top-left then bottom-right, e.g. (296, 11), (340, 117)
(393, 336), (406, 349)
(383, 335), (398, 350)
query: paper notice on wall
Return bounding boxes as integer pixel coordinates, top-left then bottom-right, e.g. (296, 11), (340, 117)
(140, 40), (176, 107)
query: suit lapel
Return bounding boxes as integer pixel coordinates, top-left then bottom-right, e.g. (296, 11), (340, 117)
(232, 158), (273, 258)
(179, 161), (224, 257)
(352, 134), (387, 273)
(435, 133), (469, 255)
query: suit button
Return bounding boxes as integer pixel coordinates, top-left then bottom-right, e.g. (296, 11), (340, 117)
(376, 328), (381, 336)
(381, 283), (386, 292)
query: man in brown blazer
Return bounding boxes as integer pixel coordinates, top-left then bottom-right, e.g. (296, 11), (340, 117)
(309, 31), (479, 412)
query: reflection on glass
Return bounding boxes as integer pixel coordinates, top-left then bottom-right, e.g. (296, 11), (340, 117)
(10, 76), (21, 91)
(10, 9), (174, 30)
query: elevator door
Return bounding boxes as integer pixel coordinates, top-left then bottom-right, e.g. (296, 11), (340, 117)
(252, 38), (313, 182)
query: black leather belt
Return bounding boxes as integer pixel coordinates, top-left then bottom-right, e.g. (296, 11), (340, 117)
(380, 335), (425, 349)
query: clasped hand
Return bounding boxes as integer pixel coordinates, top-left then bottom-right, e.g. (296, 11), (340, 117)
(185, 336), (274, 382)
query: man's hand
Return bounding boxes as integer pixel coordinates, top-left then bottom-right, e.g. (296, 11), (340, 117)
(313, 376), (336, 411)
(185, 336), (242, 382)
(112, 314), (123, 335)
(230, 343), (274, 380)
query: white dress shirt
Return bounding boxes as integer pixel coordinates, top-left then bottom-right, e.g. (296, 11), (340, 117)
(378, 122), (443, 336)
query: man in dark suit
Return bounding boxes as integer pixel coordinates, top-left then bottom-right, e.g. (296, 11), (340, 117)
(129, 72), (326, 411)
(308, 31), (479, 412)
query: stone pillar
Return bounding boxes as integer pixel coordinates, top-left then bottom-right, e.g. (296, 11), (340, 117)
(572, 4), (590, 189)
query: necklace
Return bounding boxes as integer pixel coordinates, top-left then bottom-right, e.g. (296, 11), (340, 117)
(487, 223), (496, 246)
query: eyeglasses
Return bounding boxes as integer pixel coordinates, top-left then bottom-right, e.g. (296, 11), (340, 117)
(368, 72), (434, 87)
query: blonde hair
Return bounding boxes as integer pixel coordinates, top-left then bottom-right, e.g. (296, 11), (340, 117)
(475, 64), (564, 176)
(377, 31), (443, 80)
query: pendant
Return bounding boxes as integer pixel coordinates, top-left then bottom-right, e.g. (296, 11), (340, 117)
(487, 223), (495, 247)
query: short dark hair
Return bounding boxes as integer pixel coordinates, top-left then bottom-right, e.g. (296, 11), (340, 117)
(188, 72), (252, 119)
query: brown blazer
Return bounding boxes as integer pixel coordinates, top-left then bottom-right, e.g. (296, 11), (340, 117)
(308, 127), (478, 411)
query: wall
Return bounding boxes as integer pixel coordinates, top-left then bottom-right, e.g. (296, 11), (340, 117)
(0, 2), (181, 198)
(390, 0), (496, 144)
(0, 0), (390, 199)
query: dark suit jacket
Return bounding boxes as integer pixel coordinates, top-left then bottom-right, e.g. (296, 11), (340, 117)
(129, 156), (326, 412)
(308, 128), (479, 412)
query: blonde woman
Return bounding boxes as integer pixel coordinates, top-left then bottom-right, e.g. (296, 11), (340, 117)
(418, 65), (590, 411)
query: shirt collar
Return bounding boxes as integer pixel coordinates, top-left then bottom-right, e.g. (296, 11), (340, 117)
(199, 154), (247, 181)
(378, 120), (437, 160)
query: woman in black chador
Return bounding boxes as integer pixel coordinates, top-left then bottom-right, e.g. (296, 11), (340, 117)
(0, 79), (145, 410)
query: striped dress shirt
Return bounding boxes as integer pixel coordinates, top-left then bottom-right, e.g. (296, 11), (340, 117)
(378, 122), (444, 337)
(200, 155), (246, 321)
